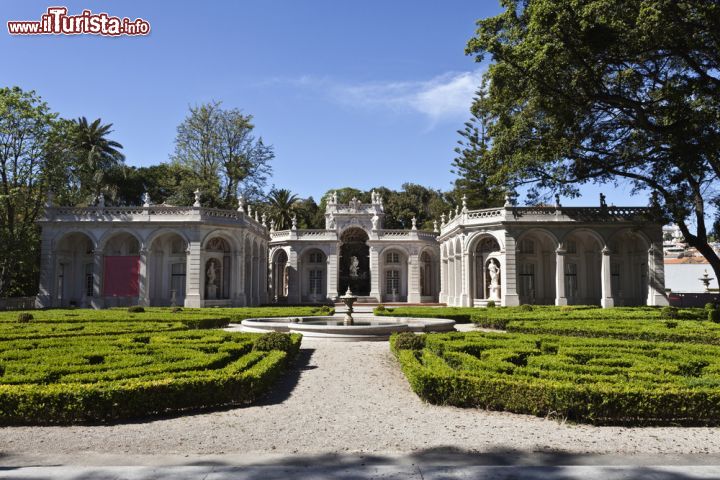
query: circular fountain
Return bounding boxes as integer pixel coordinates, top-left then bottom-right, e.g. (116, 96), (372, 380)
(238, 291), (455, 341)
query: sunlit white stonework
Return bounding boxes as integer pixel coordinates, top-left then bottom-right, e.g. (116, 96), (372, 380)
(36, 191), (668, 308)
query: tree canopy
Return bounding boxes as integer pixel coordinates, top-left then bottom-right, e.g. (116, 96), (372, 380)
(171, 101), (273, 208)
(466, 0), (720, 277)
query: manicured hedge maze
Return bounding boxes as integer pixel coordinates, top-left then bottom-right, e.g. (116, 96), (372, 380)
(0, 307), (307, 425)
(392, 331), (720, 425)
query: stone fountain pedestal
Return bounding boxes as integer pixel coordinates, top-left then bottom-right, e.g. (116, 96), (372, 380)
(339, 287), (357, 326)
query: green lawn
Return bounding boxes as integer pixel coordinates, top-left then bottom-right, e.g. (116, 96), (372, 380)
(387, 305), (720, 425)
(0, 306), (321, 425)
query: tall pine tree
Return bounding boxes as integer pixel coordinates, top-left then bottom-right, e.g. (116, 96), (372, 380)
(451, 86), (504, 209)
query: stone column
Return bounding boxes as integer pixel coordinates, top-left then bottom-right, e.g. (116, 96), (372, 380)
(501, 234), (520, 306)
(184, 241), (202, 308)
(260, 246), (269, 304)
(233, 250), (244, 306)
(138, 249), (150, 306)
(36, 230), (56, 308)
(407, 251), (421, 303)
(600, 246), (614, 308)
(439, 254), (448, 304)
(91, 249), (104, 309)
(287, 247), (301, 304)
(236, 234), (246, 306)
(646, 243), (669, 306)
(459, 251), (470, 307)
(555, 246), (567, 306)
(369, 245), (381, 301)
(326, 245), (339, 301)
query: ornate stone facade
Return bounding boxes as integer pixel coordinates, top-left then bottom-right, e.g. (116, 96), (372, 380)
(36, 191), (669, 308)
(36, 203), (268, 308)
(438, 200), (668, 307)
(269, 191), (440, 304)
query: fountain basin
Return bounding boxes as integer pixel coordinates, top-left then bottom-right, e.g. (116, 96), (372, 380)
(238, 316), (455, 341)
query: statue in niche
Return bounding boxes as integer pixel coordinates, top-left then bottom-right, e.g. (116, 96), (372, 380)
(488, 261), (499, 286)
(206, 260), (217, 286)
(349, 256), (360, 278)
(283, 266), (289, 297)
(487, 259), (501, 300)
(326, 212), (336, 230)
(371, 214), (379, 231)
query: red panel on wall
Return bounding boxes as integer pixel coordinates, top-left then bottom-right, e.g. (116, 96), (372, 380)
(103, 256), (140, 297)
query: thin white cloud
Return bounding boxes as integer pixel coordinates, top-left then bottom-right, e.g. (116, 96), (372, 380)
(267, 69), (485, 125)
(334, 70), (484, 122)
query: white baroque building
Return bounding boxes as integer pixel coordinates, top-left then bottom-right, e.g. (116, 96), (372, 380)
(36, 191), (668, 309)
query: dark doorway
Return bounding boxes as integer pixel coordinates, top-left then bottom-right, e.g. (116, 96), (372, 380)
(339, 227), (370, 296)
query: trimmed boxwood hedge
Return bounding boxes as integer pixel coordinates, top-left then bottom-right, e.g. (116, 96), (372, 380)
(0, 308), (304, 425)
(391, 331), (720, 426)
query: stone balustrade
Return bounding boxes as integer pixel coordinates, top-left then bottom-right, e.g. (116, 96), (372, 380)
(440, 205), (653, 236)
(41, 206), (267, 233)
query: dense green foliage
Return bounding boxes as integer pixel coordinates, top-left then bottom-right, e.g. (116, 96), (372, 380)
(377, 305), (707, 330)
(393, 332), (426, 350)
(0, 307), (311, 424)
(465, 0), (720, 277)
(171, 100), (274, 208)
(391, 331), (720, 425)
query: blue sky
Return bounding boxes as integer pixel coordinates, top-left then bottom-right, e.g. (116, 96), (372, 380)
(2, 0), (644, 206)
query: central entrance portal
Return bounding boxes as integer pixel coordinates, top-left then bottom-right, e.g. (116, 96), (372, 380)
(339, 227), (370, 296)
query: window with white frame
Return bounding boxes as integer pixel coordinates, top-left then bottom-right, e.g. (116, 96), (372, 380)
(309, 252), (323, 264)
(566, 240), (577, 254)
(85, 263), (94, 297)
(519, 239), (535, 254)
(611, 262), (620, 296)
(171, 262), (186, 299)
(386, 252), (400, 264)
(518, 263), (535, 298)
(309, 269), (323, 294)
(386, 269), (400, 295)
(565, 262), (578, 299)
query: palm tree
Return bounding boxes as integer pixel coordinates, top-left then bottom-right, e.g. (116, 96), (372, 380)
(267, 188), (299, 230)
(74, 117), (125, 202)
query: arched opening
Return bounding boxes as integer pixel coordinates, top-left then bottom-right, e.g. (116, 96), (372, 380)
(148, 232), (187, 306)
(516, 230), (558, 305)
(420, 250), (438, 302)
(608, 230), (650, 306)
(271, 249), (289, 302)
(204, 236), (231, 301)
(302, 248), (326, 302)
(381, 248), (407, 302)
(102, 232), (141, 304)
(55, 232), (94, 307)
(471, 236), (501, 303)
(563, 230), (603, 305)
(339, 227), (370, 296)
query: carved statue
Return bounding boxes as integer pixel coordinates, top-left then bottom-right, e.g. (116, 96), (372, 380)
(600, 193), (607, 208)
(326, 212), (336, 230)
(411, 217), (417, 230)
(371, 214), (379, 231)
(488, 260), (500, 287)
(142, 192), (151, 207)
(349, 256), (359, 278)
(206, 260), (217, 286)
(97, 193), (105, 208)
(193, 189), (201, 207)
(331, 191), (338, 204)
(283, 266), (289, 297)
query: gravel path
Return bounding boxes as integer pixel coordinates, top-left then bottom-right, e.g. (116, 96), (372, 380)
(2, 339), (720, 458)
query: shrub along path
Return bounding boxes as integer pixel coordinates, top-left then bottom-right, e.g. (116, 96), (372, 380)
(2, 337), (720, 460)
